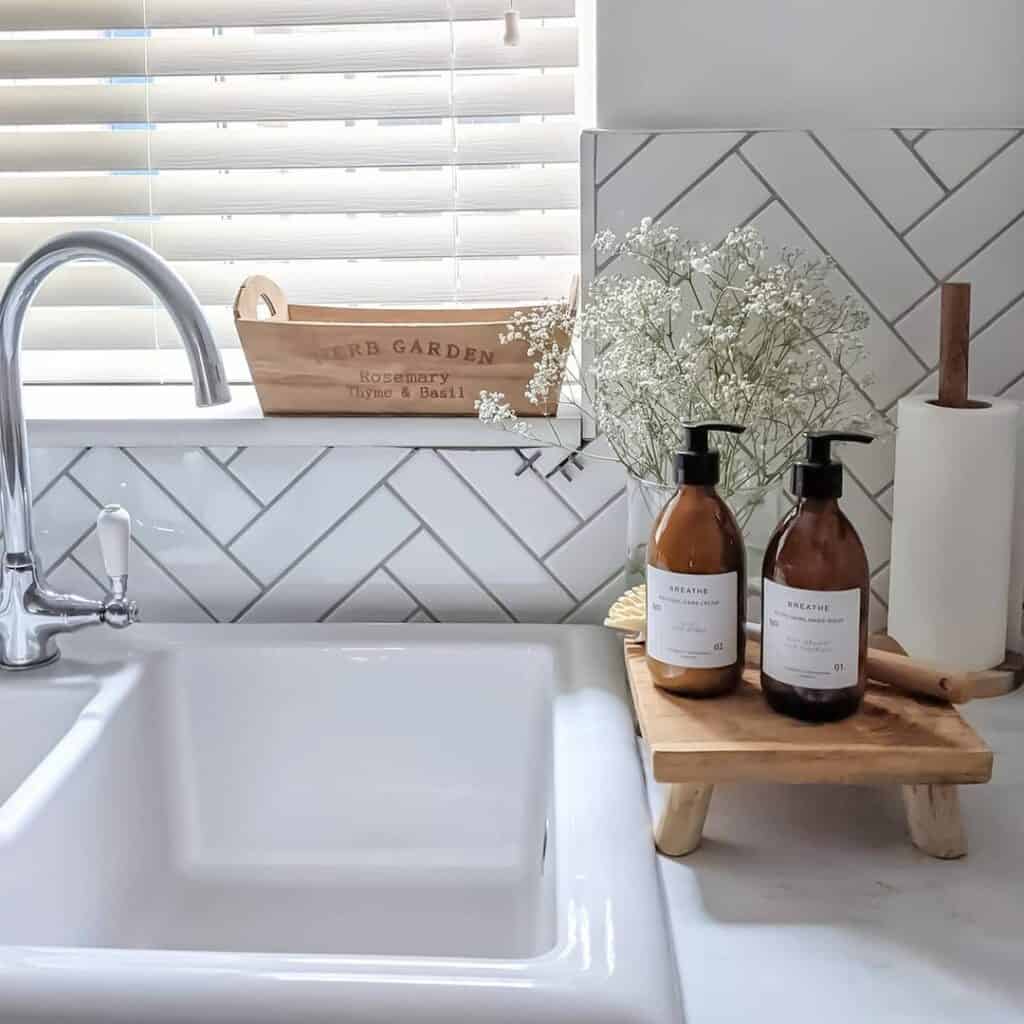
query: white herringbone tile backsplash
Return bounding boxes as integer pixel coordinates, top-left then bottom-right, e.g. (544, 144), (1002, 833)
(33, 445), (627, 624)
(583, 128), (1024, 629)
(21, 128), (1022, 625)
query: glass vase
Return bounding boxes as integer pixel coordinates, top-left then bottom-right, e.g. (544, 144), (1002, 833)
(625, 474), (677, 588)
(624, 475), (789, 599)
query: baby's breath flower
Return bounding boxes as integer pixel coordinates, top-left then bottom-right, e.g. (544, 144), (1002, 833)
(478, 221), (887, 526)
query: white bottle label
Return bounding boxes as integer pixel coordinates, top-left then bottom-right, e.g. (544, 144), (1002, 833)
(762, 580), (861, 690)
(646, 566), (738, 669)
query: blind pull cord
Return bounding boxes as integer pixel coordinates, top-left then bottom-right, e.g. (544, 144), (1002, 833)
(504, 4), (521, 46)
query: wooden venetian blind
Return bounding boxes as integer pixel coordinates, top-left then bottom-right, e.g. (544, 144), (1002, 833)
(0, 0), (578, 383)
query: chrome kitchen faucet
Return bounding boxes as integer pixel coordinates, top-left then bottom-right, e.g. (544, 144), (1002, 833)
(0, 231), (231, 668)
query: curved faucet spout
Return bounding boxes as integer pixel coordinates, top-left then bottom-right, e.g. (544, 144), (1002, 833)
(0, 230), (231, 560)
(0, 230), (231, 667)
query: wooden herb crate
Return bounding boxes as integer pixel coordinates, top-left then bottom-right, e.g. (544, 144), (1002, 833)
(233, 274), (575, 416)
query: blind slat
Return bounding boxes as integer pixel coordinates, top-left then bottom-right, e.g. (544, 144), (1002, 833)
(0, 37), (146, 79)
(7, 259), (459, 306)
(22, 349), (253, 385)
(0, 1), (573, 30)
(0, 167), (576, 217)
(0, 120), (578, 173)
(6, 255), (575, 307)
(0, 164), (577, 217)
(0, 210), (576, 263)
(23, 305), (239, 350)
(0, 73), (573, 125)
(0, 1), (142, 31)
(0, 1), (573, 31)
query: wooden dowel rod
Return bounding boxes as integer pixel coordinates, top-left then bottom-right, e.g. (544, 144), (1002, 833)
(936, 282), (972, 408)
(745, 638), (1003, 704)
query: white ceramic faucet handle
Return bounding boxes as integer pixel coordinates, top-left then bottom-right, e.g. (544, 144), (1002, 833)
(97, 504), (131, 581)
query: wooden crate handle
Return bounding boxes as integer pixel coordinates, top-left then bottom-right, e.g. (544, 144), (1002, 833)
(234, 275), (289, 322)
(567, 273), (580, 316)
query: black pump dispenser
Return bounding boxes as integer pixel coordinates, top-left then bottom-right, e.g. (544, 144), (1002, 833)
(791, 431), (873, 499)
(676, 422), (746, 486)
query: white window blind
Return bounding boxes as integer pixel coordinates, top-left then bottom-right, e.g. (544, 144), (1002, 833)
(0, 1), (578, 383)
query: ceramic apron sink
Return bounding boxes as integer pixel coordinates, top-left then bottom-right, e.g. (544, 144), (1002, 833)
(0, 624), (679, 1024)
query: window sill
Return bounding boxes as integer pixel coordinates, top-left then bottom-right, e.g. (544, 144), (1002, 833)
(22, 384), (582, 450)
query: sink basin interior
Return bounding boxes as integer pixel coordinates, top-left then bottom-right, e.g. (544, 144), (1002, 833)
(16, 642), (557, 959)
(0, 679), (97, 809)
(0, 626), (683, 1024)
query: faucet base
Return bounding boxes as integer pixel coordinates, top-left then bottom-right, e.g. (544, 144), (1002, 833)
(0, 650), (60, 672)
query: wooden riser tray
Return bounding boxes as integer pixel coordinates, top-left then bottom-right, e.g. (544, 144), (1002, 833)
(625, 642), (993, 860)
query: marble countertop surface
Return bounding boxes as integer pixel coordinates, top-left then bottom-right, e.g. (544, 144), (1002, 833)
(645, 690), (1024, 1023)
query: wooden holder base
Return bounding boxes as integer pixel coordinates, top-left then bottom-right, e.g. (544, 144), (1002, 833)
(625, 643), (993, 861)
(654, 781), (966, 859)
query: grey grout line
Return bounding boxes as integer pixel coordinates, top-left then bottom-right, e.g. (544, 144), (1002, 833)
(65, 471), (218, 621)
(892, 206), (1024, 325)
(42, 522), (99, 580)
(517, 447), (585, 523)
(120, 447), (265, 591)
(909, 129), (929, 146)
(994, 304), (1024, 395)
(539, 486), (626, 561)
(316, 526), (423, 623)
(841, 464), (892, 524)
(32, 448), (91, 506)
(223, 447), (244, 467)
(594, 133), (657, 190)
(737, 194), (777, 230)
(899, 129), (1023, 237)
(999, 371), (1024, 398)
(558, 566), (623, 624)
(229, 448), (418, 622)
(482, 445), (583, 524)
(975, 286), (1024, 349)
(404, 604), (437, 623)
(434, 449), (579, 604)
(200, 446), (265, 509)
(381, 564), (442, 625)
(874, 480), (894, 500)
(736, 148), (931, 374)
(882, 368), (933, 414)
(223, 446), (333, 548)
(544, 449), (584, 481)
(891, 128), (950, 195)
(69, 552), (106, 592)
(596, 131), (756, 275)
(382, 480), (518, 622)
(651, 131), (757, 224)
(870, 586), (889, 611)
(129, 533), (220, 622)
(809, 131), (939, 283)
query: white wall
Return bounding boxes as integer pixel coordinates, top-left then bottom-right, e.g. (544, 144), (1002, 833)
(593, 0), (1022, 129)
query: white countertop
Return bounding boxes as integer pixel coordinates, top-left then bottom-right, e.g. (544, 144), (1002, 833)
(646, 691), (1024, 1024)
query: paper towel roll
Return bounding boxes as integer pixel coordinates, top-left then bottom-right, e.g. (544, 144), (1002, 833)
(1005, 403), (1024, 653)
(888, 395), (1019, 671)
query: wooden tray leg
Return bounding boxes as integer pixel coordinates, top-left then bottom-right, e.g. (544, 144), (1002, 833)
(655, 783), (714, 856)
(901, 784), (967, 859)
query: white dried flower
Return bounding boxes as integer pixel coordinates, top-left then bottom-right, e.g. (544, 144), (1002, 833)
(478, 221), (888, 526)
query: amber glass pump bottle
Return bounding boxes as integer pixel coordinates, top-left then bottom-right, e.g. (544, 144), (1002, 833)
(646, 422), (747, 697)
(760, 431), (873, 722)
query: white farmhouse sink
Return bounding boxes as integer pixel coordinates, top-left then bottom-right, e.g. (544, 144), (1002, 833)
(0, 676), (98, 811)
(0, 625), (679, 1024)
